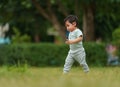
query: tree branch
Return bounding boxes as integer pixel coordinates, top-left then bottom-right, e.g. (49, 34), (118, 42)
(46, 0), (53, 17)
(31, 0), (51, 21)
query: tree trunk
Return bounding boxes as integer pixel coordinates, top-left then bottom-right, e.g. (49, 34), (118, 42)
(32, 0), (66, 42)
(34, 34), (40, 43)
(51, 15), (66, 41)
(83, 5), (95, 41)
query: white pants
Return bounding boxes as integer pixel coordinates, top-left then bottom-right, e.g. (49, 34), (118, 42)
(63, 50), (89, 73)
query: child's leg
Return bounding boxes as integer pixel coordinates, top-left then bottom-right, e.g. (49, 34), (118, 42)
(75, 51), (89, 73)
(63, 53), (74, 73)
(80, 59), (89, 73)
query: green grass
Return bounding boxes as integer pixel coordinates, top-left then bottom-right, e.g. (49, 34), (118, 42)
(0, 67), (120, 87)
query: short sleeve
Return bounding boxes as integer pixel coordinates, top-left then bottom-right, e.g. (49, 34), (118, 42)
(76, 29), (83, 37)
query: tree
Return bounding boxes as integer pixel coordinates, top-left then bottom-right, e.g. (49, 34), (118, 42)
(31, 0), (95, 41)
(31, 0), (66, 41)
(95, 0), (120, 41)
(81, 0), (120, 41)
(1, 0), (120, 42)
(32, 0), (120, 42)
(0, 0), (45, 42)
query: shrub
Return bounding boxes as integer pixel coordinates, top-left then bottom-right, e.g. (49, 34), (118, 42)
(112, 27), (120, 46)
(84, 42), (107, 66)
(0, 43), (117, 67)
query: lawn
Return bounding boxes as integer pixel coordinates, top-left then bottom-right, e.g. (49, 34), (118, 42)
(0, 66), (120, 87)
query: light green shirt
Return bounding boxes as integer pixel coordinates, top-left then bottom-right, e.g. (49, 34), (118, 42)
(69, 28), (84, 53)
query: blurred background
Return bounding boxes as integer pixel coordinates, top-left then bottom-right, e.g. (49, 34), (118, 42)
(0, 0), (120, 67)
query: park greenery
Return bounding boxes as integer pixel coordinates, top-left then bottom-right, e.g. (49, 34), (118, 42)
(0, 43), (119, 67)
(0, 0), (120, 43)
(0, 0), (120, 67)
(0, 1), (120, 86)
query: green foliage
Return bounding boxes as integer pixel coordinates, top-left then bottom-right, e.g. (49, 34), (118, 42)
(0, 0), (120, 42)
(12, 27), (31, 43)
(0, 43), (68, 66)
(0, 43), (114, 67)
(112, 27), (120, 44)
(95, 0), (120, 41)
(84, 42), (107, 66)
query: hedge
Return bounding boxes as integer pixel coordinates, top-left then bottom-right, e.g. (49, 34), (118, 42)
(0, 43), (119, 67)
(0, 43), (68, 67)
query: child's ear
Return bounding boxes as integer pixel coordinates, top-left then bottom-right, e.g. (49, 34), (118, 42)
(72, 22), (76, 26)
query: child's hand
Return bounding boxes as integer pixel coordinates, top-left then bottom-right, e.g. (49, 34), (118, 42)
(65, 39), (69, 44)
(65, 36), (82, 44)
(65, 39), (73, 44)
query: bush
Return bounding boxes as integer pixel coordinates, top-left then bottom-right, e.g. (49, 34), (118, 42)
(84, 42), (107, 66)
(0, 43), (68, 67)
(112, 27), (120, 46)
(0, 43), (117, 67)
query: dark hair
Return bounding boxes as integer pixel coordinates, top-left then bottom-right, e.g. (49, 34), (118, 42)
(64, 15), (79, 27)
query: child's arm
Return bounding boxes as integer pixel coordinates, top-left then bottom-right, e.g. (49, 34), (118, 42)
(65, 35), (83, 44)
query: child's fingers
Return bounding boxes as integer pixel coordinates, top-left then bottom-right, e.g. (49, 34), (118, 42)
(66, 39), (68, 41)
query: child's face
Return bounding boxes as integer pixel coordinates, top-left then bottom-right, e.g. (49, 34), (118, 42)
(65, 21), (76, 32)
